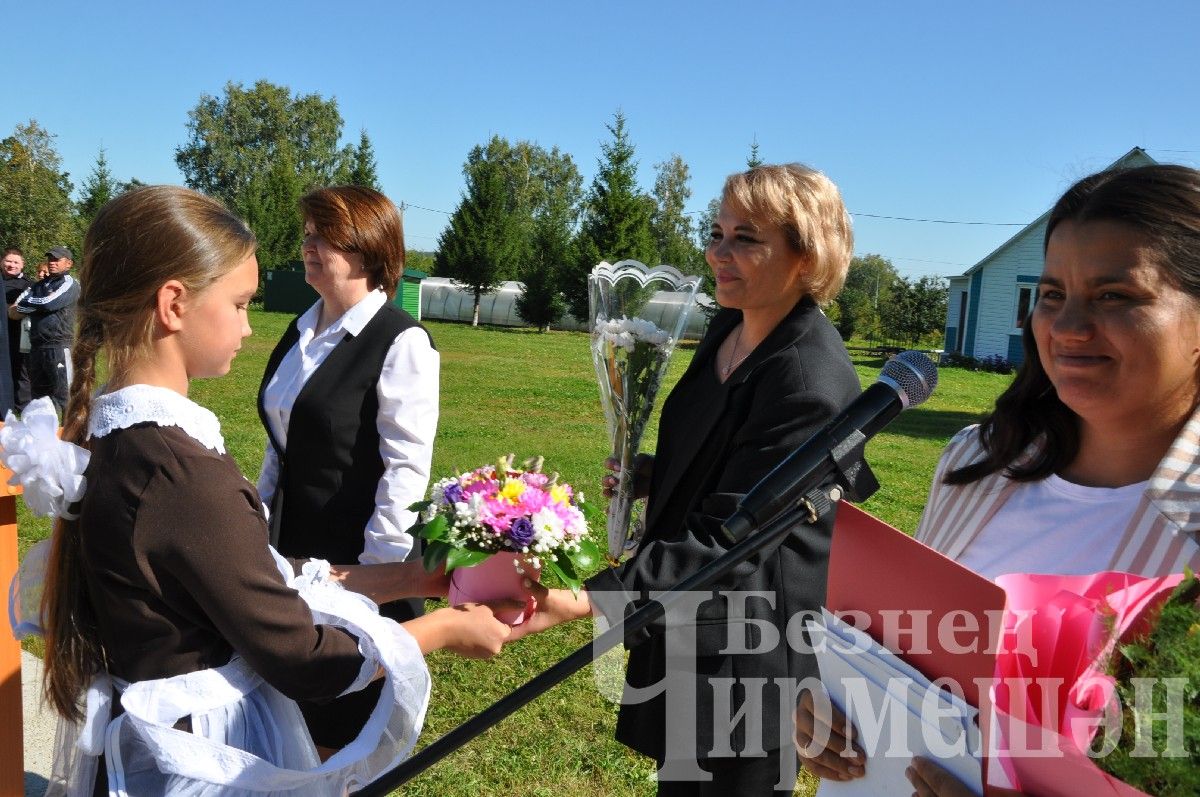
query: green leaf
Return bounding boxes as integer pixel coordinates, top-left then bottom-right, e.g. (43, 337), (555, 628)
(420, 514), (449, 542)
(547, 552), (582, 594)
(423, 540), (452, 573)
(571, 538), (601, 572)
(407, 499), (433, 513)
(552, 550), (579, 583)
(446, 548), (489, 572)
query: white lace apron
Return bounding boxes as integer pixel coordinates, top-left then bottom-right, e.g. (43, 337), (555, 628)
(45, 549), (430, 796)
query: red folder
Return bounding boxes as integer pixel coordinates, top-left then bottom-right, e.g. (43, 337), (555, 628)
(826, 502), (1007, 709)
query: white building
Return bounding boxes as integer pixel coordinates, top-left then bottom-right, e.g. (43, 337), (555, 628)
(943, 147), (1156, 364)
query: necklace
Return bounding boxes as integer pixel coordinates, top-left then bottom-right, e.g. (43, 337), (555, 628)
(722, 325), (752, 378)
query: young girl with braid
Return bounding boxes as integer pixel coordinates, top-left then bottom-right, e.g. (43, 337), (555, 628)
(17, 186), (518, 795)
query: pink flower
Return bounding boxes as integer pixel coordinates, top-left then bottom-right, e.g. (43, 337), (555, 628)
(462, 476), (496, 497)
(522, 472), (549, 488)
(516, 488), (550, 515)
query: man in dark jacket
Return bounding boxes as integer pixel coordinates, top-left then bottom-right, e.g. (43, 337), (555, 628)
(9, 246), (79, 413)
(2, 248), (30, 408)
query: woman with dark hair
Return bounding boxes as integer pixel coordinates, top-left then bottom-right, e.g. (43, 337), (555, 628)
(796, 163), (1200, 795)
(524, 163), (863, 796)
(257, 185), (439, 754)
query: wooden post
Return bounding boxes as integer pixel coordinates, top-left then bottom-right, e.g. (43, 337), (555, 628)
(0, 462), (23, 796)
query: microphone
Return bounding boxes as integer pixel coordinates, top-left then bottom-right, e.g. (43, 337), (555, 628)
(721, 350), (938, 541)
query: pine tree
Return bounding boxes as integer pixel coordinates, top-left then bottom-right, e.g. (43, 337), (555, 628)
(77, 147), (118, 233)
(435, 158), (520, 326)
(652, 154), (703, 275)
(346, 129), (381, 190)
(747, 137), (764, 169)
(563, 111), (656, 321)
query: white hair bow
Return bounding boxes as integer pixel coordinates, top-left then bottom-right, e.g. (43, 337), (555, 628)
(0, 397), (89, 519)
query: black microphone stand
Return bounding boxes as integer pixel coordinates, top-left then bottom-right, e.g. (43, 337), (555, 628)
(357, 453), (876, 796)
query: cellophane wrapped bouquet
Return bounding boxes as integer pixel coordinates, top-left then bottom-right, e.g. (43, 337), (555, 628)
(589, 260), (701, 562)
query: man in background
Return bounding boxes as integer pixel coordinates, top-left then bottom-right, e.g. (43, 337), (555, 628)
(2, 248), (32, 408)
(10, 246), (79, 413)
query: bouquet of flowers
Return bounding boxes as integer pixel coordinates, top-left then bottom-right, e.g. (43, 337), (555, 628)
(408, 456), (599, 608)
(987, 570), (1195, 796)
(589, 260), (702, 561)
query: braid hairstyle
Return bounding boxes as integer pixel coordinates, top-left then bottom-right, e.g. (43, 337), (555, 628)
(42, 186), (256, 719)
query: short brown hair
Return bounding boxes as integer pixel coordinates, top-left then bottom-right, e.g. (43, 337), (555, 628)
(300, 186), (405, 298)
(721, 163), (853, 305)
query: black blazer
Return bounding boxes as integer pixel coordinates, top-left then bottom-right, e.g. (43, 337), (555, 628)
(586, 296), (862, 761)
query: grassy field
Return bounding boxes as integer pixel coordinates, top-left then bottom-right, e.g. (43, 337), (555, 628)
(15, 310), (1013, 796)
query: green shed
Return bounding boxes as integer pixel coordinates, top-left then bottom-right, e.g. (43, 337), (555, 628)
(262, 264), (427, 319)
(262, 263), (317, 315)
(395, 268), (426, 320)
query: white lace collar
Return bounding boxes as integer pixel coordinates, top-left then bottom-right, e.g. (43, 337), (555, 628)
(89, 384), (226, 454)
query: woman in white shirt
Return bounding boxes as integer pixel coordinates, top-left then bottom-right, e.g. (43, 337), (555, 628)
(795, 164), (1200, 796)
(257, 185), (439, 755)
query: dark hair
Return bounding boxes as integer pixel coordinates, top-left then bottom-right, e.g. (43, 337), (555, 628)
(947, 164), (1200, 485)
(300, 186), (405, 298)
(2, 247), (23, 258)
(43, 186), (256, 719)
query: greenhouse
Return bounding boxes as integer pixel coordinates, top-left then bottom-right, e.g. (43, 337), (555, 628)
(419, 277), (713, 340)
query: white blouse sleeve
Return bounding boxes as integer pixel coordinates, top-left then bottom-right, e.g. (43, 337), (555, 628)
(257, 440), (281, 508)
(360, 326), (440, 564)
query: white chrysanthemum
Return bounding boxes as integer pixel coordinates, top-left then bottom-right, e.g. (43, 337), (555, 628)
(530, 507), (566, 552)
(596, 316), (670, 350)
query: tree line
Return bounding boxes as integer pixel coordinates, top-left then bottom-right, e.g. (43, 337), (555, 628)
(830, 254), (948, 347)
(0, 80), (385, 277)
(434, 112), (714, 328)
(0, 80), (947, 345)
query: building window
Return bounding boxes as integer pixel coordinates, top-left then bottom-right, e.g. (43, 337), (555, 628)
(1015, 285), (1033, 329)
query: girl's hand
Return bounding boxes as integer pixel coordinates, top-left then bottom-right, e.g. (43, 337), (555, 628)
(413, 560), (451, 598)
(793, 687), (866, 781)
(601, 454), (654, 500)
(423, 603), (516, 658)
(505, 581), (592, 641)
(328, 559), (451, 602)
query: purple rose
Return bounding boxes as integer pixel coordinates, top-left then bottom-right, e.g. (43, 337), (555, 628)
(508, 517), (535, 548)
(442, 482), (464, 504)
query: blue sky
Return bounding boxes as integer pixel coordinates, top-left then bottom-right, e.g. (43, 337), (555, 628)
(6, 0), (1197, 277)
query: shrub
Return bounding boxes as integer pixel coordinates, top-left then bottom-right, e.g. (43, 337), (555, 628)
(939, 352), (1014, 375)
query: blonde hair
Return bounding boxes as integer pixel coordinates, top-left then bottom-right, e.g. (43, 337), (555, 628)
(43, 185), (256, 719)
(721, 163), (854, 305)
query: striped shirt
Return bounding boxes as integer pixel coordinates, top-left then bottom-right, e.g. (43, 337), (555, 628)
(915, 415), (1200, 577)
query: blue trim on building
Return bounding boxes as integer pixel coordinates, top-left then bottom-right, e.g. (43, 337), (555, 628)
(964, 271), (983, 356)
(1007, 334), (1024, 366)
(944, 326), (957, 351)
(1016, 274), (1040, 284)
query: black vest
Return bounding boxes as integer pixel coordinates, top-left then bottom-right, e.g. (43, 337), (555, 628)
(257, 303), (430, 611)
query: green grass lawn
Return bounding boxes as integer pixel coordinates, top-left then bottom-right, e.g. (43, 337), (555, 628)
(15, 311), (1013, 796)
